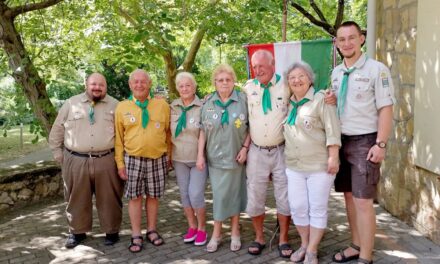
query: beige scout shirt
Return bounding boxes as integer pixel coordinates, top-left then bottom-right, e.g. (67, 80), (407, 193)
(170, 96), (203, 163)
(49, 93), (118, 162)
(331, 53), (395, 135)
(243, 73), (290, 146)
(284, 88), (341, 172)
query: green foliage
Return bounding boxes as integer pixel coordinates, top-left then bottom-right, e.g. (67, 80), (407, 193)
(0, 0), (368, 139)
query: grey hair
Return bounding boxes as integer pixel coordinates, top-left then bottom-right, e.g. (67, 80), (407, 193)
(284, 61), (315, 86)
(251, 49), (275, 65)
(129, 69), (150, 81)
(175, 72), (197, 88)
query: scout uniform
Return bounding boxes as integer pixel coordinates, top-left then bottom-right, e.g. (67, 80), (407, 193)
(332, 53), (395, 198)
(243, 73), (291, 217)
(114, 96), (171, 199)
(201, 90), (248, 221)
(49, 92), (123, 235)
(170, 96), (207, 209)
(283, 87), (341, 229)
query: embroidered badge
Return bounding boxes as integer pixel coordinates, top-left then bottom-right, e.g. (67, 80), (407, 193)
(382, 77), (389, 87)
(206, 121), (213, 130)
(235, 118), (242, 129)
(213, 113), (219, 120)
(207, 108), (215, 112)
(130, 116), (136, 123)
(155, 122), (161, 129)
(303, 119), (313, 131)
(355, 77), (370, 82)
(239, 114), (245, 121)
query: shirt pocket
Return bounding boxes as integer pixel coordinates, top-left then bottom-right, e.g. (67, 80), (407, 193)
(352, 79), (373, 102)
(300, 114), (325, 142)
(248, 93), (261, 116)
(64, 111), (85, 131)
(104, 110), (115, 137)
(150, 115), (167, 132)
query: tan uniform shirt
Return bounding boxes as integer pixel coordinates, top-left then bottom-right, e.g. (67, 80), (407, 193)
(170, 96), (203, 163)
(114, 97), (171, 169)
(284, 88), (341, 172)
(49, 93), (118, 162)
(331, 53), (395, 135)
(243, 74), (290, 146)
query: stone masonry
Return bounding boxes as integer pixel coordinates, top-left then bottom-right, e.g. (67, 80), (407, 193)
(376, 0), (440, 244)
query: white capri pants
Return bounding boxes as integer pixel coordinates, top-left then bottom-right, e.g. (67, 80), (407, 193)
(286, 168), (335, 229)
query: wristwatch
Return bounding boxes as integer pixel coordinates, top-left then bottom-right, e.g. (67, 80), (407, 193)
(376, 141), (387, 148)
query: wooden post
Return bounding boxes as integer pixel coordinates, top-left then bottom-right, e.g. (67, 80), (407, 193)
(20, 123), (23, 149)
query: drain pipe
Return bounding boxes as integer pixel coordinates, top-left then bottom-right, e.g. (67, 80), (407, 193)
(366, 0), (377, 59)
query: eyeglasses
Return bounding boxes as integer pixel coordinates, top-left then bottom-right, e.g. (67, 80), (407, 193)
(215, 78), (233, 83)
(288, 74), (308, 81)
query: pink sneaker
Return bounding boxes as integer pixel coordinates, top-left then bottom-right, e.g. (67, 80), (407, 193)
(194, 230), (207, 246)
(183, 228), (198, 243)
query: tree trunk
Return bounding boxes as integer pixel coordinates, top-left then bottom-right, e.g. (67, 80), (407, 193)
(0, 5), (57, 137)
(163, 51), (178, 97)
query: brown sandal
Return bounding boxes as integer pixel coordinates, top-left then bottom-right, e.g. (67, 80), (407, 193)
(332, 243), (360, 263)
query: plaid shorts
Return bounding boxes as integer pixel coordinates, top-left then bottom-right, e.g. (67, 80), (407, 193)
(124, 154), (168, 199)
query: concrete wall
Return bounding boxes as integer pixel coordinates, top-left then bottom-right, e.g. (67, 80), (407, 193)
(376, 0), (440, 244)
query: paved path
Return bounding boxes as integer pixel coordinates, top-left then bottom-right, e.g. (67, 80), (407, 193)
(0, 176), (439, 264)
(0, 147), (53, 169)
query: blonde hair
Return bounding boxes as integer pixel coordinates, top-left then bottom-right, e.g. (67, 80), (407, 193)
(211, 64), (237, 87)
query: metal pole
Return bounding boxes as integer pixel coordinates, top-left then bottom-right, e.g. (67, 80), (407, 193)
(366, 0), (377, 58)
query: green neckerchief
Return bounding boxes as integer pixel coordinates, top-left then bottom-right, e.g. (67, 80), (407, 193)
(287, 97), (310, 126)
(253, 74), (281, 114)
(129, 94), (149, 128)
(88, 101), (96, 125)
(214, 97), (234, 126)
(337, 67), (356, 117)
(175, 104), (195, 138)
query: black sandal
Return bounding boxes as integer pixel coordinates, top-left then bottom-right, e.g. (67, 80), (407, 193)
(128, 236), (143, 253)
(248, 241), (266, 255)
(146, 230), (164, 246)
(332, 242), (360, 263)
(278, 243), (293, 258)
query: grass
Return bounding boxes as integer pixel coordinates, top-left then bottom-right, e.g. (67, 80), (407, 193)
(0, 125), (48, 162)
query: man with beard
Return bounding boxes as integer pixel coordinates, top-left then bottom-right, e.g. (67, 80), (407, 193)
(49, 73), (124, 248)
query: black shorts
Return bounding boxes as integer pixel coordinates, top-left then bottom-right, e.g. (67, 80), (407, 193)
(334, 133), (380, 199)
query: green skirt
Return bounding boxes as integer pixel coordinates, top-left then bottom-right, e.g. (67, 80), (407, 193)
(208, 166), (247, 221)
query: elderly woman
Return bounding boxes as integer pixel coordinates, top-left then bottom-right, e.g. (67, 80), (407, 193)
(196, 64), (250, 253)
(170, 72), (208, 246)
(283, 61), (341, 264)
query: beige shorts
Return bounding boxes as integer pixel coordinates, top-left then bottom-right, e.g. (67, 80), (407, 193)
(245, 143), (290, 217)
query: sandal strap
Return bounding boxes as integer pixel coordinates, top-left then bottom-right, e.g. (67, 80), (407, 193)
(350, 242), (361, 251)
(358, 257), (373, 264)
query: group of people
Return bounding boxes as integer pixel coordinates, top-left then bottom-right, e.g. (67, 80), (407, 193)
(48, 21), (394, 264)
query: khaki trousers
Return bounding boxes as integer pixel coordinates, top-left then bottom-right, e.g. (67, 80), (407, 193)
(62, 150), (123, 234)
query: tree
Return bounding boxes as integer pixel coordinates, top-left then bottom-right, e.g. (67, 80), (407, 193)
(289, 0), (367, 37)
(0, 0), (63, 136)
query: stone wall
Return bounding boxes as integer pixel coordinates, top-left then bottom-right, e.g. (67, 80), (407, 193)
(376, 0), (440, 244)
(0, 162), (62, 212)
